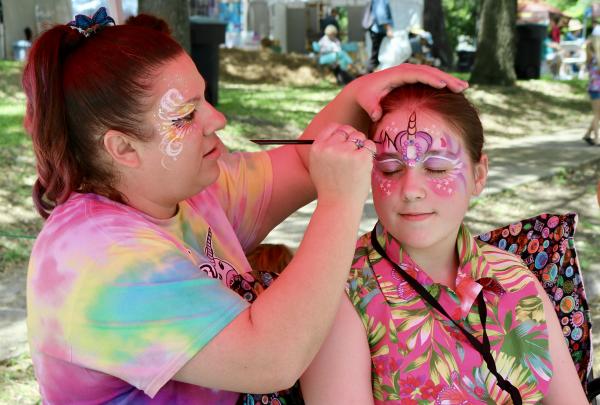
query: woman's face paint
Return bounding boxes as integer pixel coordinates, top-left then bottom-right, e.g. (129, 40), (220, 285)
(373, 111), (467, 197)
(156, 88), (197, 168)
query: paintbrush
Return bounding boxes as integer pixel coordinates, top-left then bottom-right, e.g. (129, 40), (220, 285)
(251, 139), (376, 156)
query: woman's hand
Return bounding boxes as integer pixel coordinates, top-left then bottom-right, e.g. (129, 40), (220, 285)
(309, 124), (374, 208)
(350, 64), (468, 121)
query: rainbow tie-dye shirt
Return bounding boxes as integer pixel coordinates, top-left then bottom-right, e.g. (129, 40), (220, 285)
(27, 152), (273, 404)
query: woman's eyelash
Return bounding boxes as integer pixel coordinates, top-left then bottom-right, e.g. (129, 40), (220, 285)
(172, 110), (195, 128)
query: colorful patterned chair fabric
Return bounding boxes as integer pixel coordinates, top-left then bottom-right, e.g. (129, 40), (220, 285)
(476, 212), (594, 397)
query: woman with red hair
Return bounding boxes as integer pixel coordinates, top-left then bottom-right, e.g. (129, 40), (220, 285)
(23, 7), (465, 404)
(301, 84), (587, 404)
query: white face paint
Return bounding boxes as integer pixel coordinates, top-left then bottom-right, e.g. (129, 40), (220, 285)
(155, 88), (196, 167)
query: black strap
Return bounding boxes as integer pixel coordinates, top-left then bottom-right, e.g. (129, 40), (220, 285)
(369, 226), (522, 404)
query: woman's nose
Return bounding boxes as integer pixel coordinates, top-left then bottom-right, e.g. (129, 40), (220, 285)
(203, 103), (227, 135)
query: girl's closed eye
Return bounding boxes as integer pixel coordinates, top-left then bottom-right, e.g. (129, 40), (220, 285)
(423, 156), (459, 177)
(374, 158), (406, 175)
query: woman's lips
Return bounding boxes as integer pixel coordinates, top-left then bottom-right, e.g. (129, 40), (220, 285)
(203, 146), (220, 159)
(399, 212), (434, 221)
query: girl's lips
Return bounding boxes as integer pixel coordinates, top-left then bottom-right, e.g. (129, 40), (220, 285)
(399, 213), (434, 221)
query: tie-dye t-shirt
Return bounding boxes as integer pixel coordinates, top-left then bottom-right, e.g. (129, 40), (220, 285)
(27, 151), (273, 404)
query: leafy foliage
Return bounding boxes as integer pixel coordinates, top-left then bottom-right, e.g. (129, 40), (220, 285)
(442, 0), (480, 53)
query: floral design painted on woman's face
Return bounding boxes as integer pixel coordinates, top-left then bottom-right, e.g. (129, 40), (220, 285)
(156, 88), (197, 168)
(373, 111), (467, 197)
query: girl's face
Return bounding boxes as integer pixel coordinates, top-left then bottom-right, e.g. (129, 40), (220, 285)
(371, 108), (487, 252)
(138, 53), (226, 205)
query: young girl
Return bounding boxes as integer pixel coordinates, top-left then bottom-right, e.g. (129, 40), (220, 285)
(300, 84), (587, 404)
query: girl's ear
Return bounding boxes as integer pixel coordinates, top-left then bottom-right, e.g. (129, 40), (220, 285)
(472, 154), (488, 196)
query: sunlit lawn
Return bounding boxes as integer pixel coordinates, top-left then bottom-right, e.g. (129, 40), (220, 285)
(0, 58), (598, 403)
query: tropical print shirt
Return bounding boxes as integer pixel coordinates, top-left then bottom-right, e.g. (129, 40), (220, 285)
(28, 152), (272, 404)
(346, 223), (552, 404)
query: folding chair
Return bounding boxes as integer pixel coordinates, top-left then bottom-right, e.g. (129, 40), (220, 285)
(477, 212), (599, 400)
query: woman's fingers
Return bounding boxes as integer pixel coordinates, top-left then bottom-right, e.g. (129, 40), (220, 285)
(354, 64), (468, 121)
(309, 124), (373, 205)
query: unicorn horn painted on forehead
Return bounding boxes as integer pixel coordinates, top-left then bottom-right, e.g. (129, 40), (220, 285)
(395, 111), (433, 167)
(407, 112), (417, 136)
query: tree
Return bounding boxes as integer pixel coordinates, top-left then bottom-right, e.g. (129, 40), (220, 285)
(424, 0), (453, 68)
(138, 0), (190, 53)
(442, 0), (479, 53)
(470, 0), (517, 86)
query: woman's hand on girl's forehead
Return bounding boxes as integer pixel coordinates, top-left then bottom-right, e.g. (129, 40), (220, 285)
(351, 64), (468, 122)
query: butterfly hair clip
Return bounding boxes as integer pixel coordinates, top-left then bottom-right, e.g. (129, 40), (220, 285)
(67, 7), (116, 37)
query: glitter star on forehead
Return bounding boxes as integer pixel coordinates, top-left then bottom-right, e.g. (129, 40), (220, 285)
(376, 111), (433, 167)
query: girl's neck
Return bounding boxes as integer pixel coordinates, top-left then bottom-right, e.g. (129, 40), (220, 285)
(401, 234), (459, 289)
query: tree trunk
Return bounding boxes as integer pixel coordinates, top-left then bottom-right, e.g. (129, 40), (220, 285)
(138, 0), (190, 53)
(423, 0), (453, 69)
(470, 0), (517, 86)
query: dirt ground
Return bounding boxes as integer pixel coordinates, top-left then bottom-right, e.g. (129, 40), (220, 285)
(220, 48), (333, 86)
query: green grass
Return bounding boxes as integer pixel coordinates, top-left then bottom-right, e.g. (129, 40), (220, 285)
(0, 353), (40, 405)
(218, 82), (338, 151)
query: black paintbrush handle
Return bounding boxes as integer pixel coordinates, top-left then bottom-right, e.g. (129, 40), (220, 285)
(251, 139), (314, 145)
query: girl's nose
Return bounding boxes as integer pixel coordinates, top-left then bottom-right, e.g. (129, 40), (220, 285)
(400, 169), (426, 202)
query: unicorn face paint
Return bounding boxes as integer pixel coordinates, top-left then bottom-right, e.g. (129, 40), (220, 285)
(370, 109), (487, 253)
(373, 112), (467, 197)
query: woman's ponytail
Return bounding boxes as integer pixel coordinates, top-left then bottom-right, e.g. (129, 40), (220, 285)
(23, 26), (84, 218)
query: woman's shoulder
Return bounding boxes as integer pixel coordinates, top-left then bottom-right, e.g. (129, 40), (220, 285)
(35, 193), (166, 253)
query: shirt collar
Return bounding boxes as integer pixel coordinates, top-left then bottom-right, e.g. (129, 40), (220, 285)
(371, 223), (507, 317)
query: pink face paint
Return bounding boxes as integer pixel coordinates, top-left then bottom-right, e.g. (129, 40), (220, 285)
(372, 170), (393, 196)
(424, 133), (467, 197)
(156, 88), (196, 167)
(374, 122), (469, 198)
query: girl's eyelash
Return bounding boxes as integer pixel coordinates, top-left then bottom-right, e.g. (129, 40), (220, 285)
(425, 168), (448, 176)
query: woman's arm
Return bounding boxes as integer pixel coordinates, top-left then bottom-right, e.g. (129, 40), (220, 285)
(536, 279), (588, 404)
(300, 296), (374, 404)
(174, 126), (376, 393)
(255, 66), (468, 240)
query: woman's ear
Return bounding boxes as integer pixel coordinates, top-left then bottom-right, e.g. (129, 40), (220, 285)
(472, 154), (488, 196)
(103, 130), (141, 168)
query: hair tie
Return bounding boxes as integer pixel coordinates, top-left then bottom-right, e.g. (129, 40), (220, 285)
(67, 7), (115, 37)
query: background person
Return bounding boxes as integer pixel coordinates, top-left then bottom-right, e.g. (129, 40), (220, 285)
(318, 24), (354, 85)
(365, 0), (393, 73)
(319, 7), (340, 36)
(583, 24), (600, 145)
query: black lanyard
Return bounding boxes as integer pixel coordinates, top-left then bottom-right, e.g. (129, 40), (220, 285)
(369, 226), (522, 404)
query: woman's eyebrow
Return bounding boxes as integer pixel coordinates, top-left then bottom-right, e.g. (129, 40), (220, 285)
(183, 96), (202, 104)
